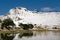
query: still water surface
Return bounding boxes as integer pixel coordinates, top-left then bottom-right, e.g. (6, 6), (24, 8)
(0, 31), (60, 40)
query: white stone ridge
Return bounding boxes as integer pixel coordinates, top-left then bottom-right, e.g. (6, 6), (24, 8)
(0, 7), (60, 28)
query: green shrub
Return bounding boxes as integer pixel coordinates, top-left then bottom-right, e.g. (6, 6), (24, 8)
(19, 23), (33, 30)
(1, 18), (15, 30)
(0, 19), (2, 23)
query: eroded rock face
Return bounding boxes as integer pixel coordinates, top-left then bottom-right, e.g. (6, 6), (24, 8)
(0, 7), (60, 28)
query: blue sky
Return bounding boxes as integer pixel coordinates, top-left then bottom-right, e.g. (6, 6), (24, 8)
(0, 0), (60, 15)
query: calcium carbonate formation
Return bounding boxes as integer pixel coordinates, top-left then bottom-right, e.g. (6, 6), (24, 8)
(0, 7), (60, 28)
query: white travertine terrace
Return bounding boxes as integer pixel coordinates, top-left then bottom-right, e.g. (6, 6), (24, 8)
(0, 7), (60, 28)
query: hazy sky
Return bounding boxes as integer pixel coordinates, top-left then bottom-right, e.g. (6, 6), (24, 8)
(0, 0), (60, 15)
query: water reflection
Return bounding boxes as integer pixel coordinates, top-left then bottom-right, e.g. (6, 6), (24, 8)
(0, 31), (33, 40)
(1, 33), (15, 40)
(0, 31), (60, 40)
(19, 31), (33, 38)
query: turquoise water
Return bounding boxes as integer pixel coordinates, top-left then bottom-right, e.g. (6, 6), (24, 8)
(0, 31), (60, 40)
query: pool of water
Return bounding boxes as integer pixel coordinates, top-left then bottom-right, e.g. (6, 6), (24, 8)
(0, 31), (60, 40)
